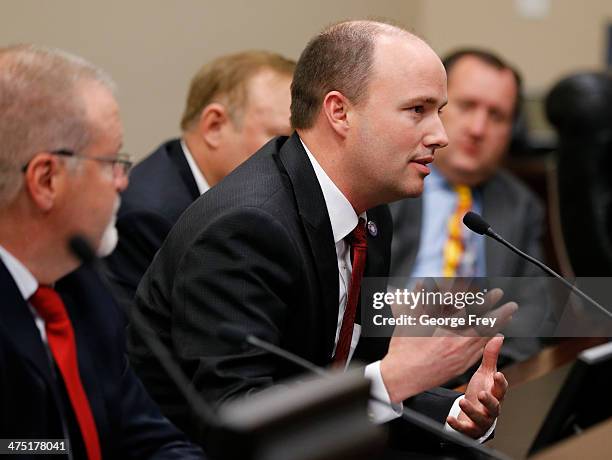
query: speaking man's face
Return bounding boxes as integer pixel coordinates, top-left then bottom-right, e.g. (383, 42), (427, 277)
(348, 34), (449, 205)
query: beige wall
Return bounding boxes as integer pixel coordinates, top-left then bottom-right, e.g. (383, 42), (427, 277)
(416, 0), (612, 94)
(0, 0), (416, 160)
(2, 1), (611, 158)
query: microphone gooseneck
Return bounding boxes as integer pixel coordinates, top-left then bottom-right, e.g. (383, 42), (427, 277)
(218, 324), (328, 378)
(463, 212), (612, 319)
(217, 324), (510, 460)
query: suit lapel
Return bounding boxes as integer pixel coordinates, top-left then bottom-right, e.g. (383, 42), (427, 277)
(0, 261), (56, 389)
(389, 197), (423, 277)
(482, 176), (510, 276)
(277, 134), (340, 359)
(166, 139), (200, 201)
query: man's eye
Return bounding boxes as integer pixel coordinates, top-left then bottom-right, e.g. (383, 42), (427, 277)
(457, 100), (474, 111)
(411, 106), (424, 114)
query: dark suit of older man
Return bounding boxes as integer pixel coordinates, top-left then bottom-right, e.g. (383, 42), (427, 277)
(0, 261), (203, 459)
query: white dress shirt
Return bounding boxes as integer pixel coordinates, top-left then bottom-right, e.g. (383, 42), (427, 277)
(0, 245), (44, 340)
(181, 139), (210, 195)
(300, 139), (495, 440)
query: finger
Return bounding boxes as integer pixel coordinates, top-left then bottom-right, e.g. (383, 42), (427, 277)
(481, 335), (504, 372)
(477, 391), (501, 418)
(491, 371), (508, 401)
(459, 397), (493, 430)
(470, 300), (516, 337)
(490, 301), (518, 321)
(484, 288), (504, 309)
(446, 415), (480, 439)
(466, 341), (486, 370)
(468, 282), (496, 317)
(484, 302), (518, 335)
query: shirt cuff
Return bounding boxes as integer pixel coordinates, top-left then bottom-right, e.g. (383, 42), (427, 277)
(364, 361), (403, 424)
(444, 395), (497, 443)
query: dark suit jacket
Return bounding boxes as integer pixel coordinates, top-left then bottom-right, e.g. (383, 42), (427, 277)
(389, 170), (546, 361)
(0, 261), (203, 459)
(104, 139), (200, 311)
(129, 133), (459, 444)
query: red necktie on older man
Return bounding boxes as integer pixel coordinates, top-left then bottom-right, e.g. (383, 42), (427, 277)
(333, 218), (368, 367)
(30, 286), (101, 460)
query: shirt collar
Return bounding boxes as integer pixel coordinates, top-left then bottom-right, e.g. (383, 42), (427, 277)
(0, 245), (38, 300)
(181, 139), (210, 195)
(300, 137), (365, 243)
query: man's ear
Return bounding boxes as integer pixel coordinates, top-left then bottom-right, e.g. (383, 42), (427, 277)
(322, 91), (351, 138)
(196, 103), (231, 149)
(23, 153), (63, 212)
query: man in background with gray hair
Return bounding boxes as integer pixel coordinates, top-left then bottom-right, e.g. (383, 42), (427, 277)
(0, 44), (203, 459)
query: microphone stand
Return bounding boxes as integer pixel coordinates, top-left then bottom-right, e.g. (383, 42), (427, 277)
(220, 325), (510, 460)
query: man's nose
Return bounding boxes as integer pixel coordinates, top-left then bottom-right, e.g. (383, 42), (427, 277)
(115, 173), (129, 193)
(426, 114), (449, 150)
(467, 109), (488, 138)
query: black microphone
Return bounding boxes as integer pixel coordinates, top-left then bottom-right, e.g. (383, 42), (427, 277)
(218, 323), (509, 460)
(68, 234), (221, 429)
(463, 211), (612, 319)
(463, 212), (492, 236)
(69, 235), (97, 265)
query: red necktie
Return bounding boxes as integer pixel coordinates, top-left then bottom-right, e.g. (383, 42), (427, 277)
(30, 286), (102, 460)
(334, 218), (368, 367)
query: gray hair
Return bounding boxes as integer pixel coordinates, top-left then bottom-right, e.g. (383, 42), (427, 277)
(0, 44), (116, 207)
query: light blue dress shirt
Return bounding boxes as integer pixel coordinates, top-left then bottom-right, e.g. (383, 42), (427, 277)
(411, 166), (486, 277)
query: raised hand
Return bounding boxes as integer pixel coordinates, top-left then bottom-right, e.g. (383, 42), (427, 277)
(447, 335), (508, 439)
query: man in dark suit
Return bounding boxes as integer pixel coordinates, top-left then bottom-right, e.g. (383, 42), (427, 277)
(390, 50), (546, 365)
(0, 45), (203, 459)
(131, 21), (511, 448)
(104, 51), (295, 310)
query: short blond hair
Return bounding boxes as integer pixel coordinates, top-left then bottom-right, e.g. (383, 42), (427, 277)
(291, 20), (415, 129)
(180, 50), (295, 131)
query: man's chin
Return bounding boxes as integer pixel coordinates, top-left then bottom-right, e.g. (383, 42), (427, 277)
(394, 183), (424, 202)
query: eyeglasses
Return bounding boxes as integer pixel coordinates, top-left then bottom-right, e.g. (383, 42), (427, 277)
(22, 149), (133, 178)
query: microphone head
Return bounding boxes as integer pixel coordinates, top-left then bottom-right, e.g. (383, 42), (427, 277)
(217, 324), (248, 345)
(463, 212), (491, 235)
(69, 235), (97, 264)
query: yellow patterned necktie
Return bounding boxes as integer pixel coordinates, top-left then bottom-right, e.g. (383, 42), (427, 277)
(442, 185), (473, 277)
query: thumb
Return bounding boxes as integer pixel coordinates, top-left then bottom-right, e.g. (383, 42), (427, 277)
(481, 335), (504, 372)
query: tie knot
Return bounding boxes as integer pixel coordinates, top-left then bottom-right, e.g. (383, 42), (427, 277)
(29, 286), (68, 324)
(346, 218), (367, 247)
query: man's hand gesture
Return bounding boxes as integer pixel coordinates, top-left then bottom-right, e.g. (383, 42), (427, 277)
(447, 336), (508, 439)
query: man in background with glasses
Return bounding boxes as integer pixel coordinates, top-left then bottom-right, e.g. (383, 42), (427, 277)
(0, 44), (203, 458)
